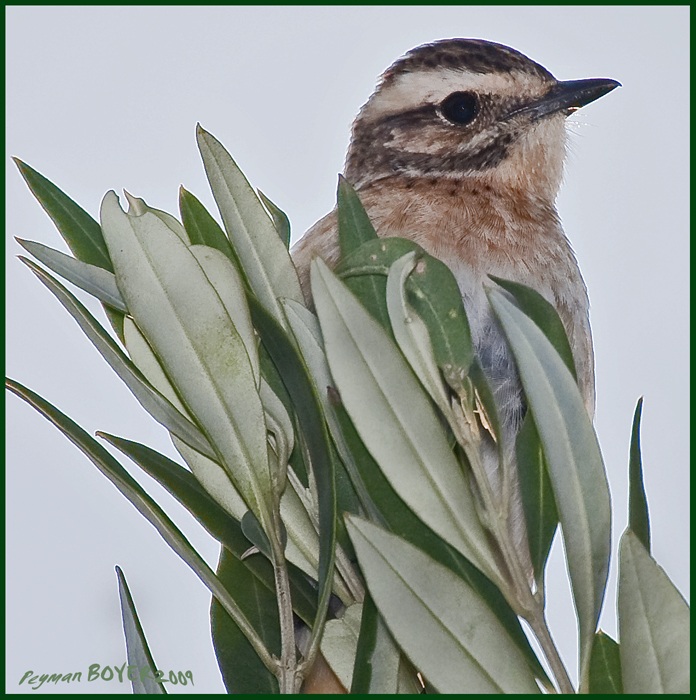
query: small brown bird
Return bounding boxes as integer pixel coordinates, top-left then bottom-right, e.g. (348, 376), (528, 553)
(292, 39), (618, 576)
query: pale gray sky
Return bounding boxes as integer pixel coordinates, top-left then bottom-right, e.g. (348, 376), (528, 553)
(7, 6), (689, 694)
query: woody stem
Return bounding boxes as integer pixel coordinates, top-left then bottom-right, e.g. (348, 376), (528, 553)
(452, 398), (574, 693)
(269, 511), (301, 693)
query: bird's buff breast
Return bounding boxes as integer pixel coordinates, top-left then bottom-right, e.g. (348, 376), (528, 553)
(294, 177), (584, 313)
(291, 176), (595, 415)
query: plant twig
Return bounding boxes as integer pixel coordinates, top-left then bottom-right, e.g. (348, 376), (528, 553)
(450, 395), (575, 693)
(334, 544), (365, 602)
(287, 466), (360, 604)
(526, 607), (575, 694)
(269, 509), (301, 693)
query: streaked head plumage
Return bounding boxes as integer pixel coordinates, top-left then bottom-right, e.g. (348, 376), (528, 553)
(345, 38), (618, 197)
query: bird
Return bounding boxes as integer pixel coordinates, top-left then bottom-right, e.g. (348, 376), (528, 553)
(291, 38), (618, 593)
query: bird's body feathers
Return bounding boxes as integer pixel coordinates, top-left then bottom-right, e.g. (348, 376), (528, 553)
(291, 37), (616, 581)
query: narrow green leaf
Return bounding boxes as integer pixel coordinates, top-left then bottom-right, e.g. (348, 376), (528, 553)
(211, 547), (280, 694)
(21, 258), (215, 460)
(618, 529), (690, 694)
(336, 237), (417, 278)
(259, 344), (308, 487)
(516, 413), (559, 583)
(178, 186), (238, 264)
(336, 235), (418, 344)
(588, 630), (623, 694)
(247, 296), (337, 650)
(335, 178), (389, 325)
(100, 433), (317, 625)
(386, 252), (452, 414)
(121, 317), (252, 524)
(350, 593), (402, 694)
(259, 378), (294, 471)
(489, 289), (611, 687)
(321, 603), (363, 689)
(123, 317), (254, 532)
(279, 300), (372, 562)
(103, 432), (244, 547)
(115, 567), (167, 694)
(406, 250), (474, 392)
(350, 594), (379, 693)
(258, 190), (291, 249)
(14, 158), (112, 270)
(312, 259), (502, 585)
(259, 344), (295, 429)
(270, 299), (369, 558)
(346, 517), (540, 694)
(104, 432), (239, 529)
(190, 244), (260, 386)
(337, 237), (474, 390)
(278, 483), (337, 596)
(489, 276), (576, 378)
(16, 238), (127, 312)
(123, 318), (252, 528)
(123, 192), (189, 243)
(14, 160), (125, 338)
(228, 474), (327, 598)
(345, 274), (391, 330)
(325, 439), (362, 562)
(628, 397), (650, 552)
(181, 428), (330, 597)
(106, 309), (126, 343)
(336, 175), (378, 257)
(330, 398), (547, 683)
(100, 192), (274, 533)
(241, 511), (273, 560)
(196, 125), (303, 327)
(283, 298), (378, 521)
(126, 315), (318, 595)
(5, 378), (274, 671)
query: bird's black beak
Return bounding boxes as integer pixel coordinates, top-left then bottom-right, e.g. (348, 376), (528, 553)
(508, 78), (621, 121)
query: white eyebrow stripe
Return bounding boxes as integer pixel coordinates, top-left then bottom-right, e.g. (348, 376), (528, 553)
(359, 69), (550, 124)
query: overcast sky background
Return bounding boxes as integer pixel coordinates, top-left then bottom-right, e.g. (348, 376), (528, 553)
(7, 6), (689, 694)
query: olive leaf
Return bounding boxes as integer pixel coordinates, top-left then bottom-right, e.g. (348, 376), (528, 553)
(346, 516), (540, 694)
(312, 258), (503, 585)
(100, 192), (275, 533)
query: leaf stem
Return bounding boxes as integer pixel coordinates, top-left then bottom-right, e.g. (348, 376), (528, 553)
(526, 609), (575, 694)
(269, 510), (302, 693)
(288, 463), (364, 604)
(334, 544), (366, 602)
(451, 396), (574, 693)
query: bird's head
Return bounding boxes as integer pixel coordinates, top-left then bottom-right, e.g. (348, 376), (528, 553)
(345, 38), (619, 200)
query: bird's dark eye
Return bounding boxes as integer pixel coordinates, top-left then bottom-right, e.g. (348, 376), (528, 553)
(440, 91), (479, 125)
